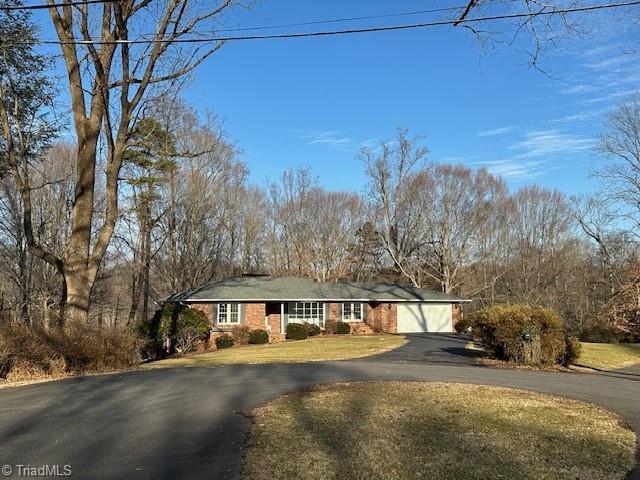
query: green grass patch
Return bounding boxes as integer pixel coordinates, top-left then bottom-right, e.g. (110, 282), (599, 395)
(244, 382), (637, 480)
(144, 335), (406, 368)
(578, 342), (640, 370)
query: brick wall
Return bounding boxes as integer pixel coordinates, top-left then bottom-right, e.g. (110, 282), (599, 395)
(244, 303), (266, 330)
(366, 302), (397, 334)
(190, 300), (399, 336)
(452, 303), (461, 328)
(325, 303), (340, 331)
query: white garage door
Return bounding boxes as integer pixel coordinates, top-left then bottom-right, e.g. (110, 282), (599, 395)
(397, 303), (453, 333)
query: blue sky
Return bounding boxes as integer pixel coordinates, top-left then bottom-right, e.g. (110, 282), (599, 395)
(35, 0), (640, 194)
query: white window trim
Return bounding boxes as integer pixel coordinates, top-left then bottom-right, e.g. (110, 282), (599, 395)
(288, 302), (325, 327)
(217, 303), (240, 325)
(341, 302), (364, 322)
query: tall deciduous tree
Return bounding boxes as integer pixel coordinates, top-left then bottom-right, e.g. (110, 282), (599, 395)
(4, 0), (237, 325)
(0, 0), (58, 322)
(597, 94), (640, 233)
(361, 129), (429, 287)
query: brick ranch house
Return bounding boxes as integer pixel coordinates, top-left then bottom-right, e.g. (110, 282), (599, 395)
(167, 275), (470, 340)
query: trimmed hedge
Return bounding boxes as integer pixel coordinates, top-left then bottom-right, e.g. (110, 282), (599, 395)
(215, 334), (234, 349)
(249, 329), (269, 345)
(469, 304), (566, 366)
(286, 323), (308, 340)
(305, 323), (322, 337)
(335, 322), (351, 335)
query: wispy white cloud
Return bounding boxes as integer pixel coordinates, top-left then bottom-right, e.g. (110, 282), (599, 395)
(584, 89), (638, 104)
(559, 84), (599, 95)
(477, 126), (518, 137)
(473, 129), (595, 181)
(552, 108), (608, 123)
(584, 53), (635, 71)
(474, 159), (548, 181)
(357, 138), (379, 150)
(298, 130), (354, 150)
(507, 130), (594, 158)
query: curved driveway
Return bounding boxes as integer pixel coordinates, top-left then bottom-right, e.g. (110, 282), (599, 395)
(0, 343), (639, 479)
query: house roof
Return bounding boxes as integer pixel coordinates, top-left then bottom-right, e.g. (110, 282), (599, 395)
(167, 276), (471, 303)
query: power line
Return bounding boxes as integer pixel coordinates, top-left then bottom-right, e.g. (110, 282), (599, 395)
(1, 0), (112, 10)
(212, 6), (470, 33)
(5, 0), (640, 45)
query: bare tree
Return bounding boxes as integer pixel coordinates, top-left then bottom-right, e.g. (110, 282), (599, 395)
(266, 168), (366, 281)
(0, 144), (74, 326)
(361, 129), (429, 287)
(3, 0), (238, 325)
(597, 94), (640, 235)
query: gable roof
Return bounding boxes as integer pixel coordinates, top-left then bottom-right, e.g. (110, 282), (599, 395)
(167, 276), (470, 303)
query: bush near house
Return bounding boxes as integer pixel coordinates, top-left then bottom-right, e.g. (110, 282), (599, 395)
(454, 316), (473, 334)
(286, 323), (308, 340)
(215, 334), (234, 349)
(138, 303), (210, 358)
(335, 322), (351, 335)
(0, 323), (140, 382)
(305, 323), (322, 337)
(231, 325), (251, 345)
(249, 329), (269, 344)
(469, 304), (566, 366)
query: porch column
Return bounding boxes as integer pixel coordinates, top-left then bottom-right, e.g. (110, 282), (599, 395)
(280, 302), (284, 334)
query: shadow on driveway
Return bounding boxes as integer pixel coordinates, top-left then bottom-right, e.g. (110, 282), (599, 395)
(357, 333), (484, 365)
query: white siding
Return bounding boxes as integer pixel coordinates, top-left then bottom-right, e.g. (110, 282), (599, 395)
(397, 303), (453, 333)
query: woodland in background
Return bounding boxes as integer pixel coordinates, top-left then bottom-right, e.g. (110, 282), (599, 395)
(2, 97), (640, 340)
(1, 0), (640, 341)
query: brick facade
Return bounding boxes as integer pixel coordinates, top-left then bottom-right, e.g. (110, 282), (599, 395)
(244, 303), (265, 330)
(452, 303), (461, 328)
(366, 302), (398, 334)
(189, 300), (399, 340)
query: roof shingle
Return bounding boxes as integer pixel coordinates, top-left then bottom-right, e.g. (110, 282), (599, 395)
(167, 276), (470, 303)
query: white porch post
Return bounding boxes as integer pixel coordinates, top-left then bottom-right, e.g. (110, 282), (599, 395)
(280, 302), (285, 334)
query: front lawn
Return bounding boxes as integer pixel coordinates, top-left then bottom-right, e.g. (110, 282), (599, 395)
(145, 335), (406, 368)
(578, 342), (640, 370)
(244, 382), (636, 480)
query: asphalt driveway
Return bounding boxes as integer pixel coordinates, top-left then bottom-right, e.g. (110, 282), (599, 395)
(359, 333), (481, 365)
(0, 360), (639, 480)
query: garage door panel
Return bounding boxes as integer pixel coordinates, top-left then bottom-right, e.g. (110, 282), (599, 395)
(397, 303), (452, 333)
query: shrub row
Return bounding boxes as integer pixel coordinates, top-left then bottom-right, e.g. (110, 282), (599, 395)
(285, 321), (351, 340)
(216, 328), (270, 349)
(0, 323), (141, 382)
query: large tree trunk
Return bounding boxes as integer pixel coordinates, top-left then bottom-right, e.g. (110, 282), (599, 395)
(62, 138), (100, 326)
(64, 267), (95, 325)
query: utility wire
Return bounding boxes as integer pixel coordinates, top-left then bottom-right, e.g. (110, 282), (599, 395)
(4, 0), (640, 45)
(214, 5), (468, 32)
(1, 0), (111, 10)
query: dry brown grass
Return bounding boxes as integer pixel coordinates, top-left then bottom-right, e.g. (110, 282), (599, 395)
(244, 382), (637, 480)
(0, 323), (141, 383)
